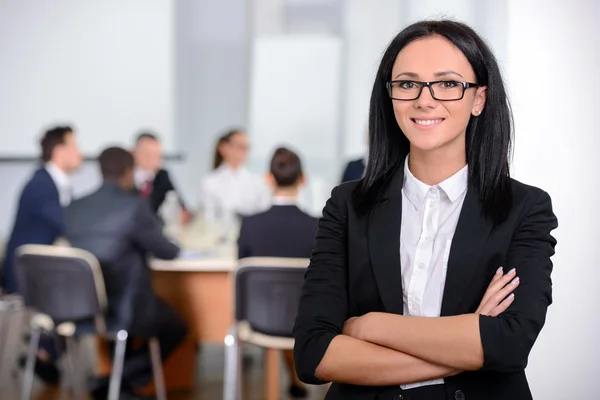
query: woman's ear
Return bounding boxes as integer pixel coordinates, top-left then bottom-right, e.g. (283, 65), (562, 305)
(472, 86), (488, 116)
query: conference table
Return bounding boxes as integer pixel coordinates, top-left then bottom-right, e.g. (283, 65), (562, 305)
(98, 221), (286, 399)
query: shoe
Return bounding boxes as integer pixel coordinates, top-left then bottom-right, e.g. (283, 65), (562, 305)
(289, 383), (308, 398)
(18, 355), (60, 385)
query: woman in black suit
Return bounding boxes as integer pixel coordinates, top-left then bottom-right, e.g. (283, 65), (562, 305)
(293, 20), (558, 400)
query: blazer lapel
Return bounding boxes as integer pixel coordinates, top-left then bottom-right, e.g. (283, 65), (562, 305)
(440, 186), (493, 316)
(367, 167), (405, 315)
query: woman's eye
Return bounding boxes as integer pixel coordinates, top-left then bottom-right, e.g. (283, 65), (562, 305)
(440, 81), (459, 88)
(400, 81), (417, 89)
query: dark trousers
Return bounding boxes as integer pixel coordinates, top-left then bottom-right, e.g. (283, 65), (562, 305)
(38, 334), (61, 360)
(119, 299), (187, 388)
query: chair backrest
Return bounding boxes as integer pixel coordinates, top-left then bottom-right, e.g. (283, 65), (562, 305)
(16, 244), (108, 323)
(235, 257), (309, 338)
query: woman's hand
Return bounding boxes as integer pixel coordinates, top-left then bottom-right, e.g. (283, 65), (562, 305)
(343, 316), (362, 339)
(343, 314), (376, 340)
(475, 267), (520, 316)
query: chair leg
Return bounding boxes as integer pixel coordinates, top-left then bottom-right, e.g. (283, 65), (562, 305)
(0, 311), (7, 384)
(64, 336), (85, 399)
(107, 330), (128, 400)
(149, 337), (167, 400)
(0, 308), (24, 386)
(21, 326), (41, 400)
(223, 325), (241, 400)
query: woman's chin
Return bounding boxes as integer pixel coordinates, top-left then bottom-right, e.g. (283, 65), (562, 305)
(407, 138), (447, 153)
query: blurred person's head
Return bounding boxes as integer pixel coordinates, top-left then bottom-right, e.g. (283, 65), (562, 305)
(212, 136), (228, 169)
(99, 146), (135, 191)
(214, 129), (248, 169)
(133, 132), (162, 174)
(355, 20), (512, 223)
(40, 125), (82, 173)
(266, 147), (305, 197)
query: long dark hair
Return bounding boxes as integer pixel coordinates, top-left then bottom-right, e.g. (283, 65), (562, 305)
(212, 129), (243, 169)
(353, 20), (513, 224)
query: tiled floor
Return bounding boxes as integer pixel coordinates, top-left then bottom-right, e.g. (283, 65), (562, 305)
(0, 342), (327, 400)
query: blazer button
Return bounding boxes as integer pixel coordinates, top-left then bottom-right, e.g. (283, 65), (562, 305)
(396, 395), (404, 400)
(454, 390), (465, 400)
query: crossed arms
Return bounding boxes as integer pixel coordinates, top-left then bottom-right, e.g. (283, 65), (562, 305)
(293, 187), (557, 386)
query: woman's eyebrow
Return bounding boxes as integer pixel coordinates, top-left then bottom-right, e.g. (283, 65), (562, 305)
(394, 72), (419, 79)
(434, 70), (464, 78)
(393, 70), (465, 80)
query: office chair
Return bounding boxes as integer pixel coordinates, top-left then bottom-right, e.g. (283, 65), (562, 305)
(223, 257), (309, 400)
(16, 244), (167, 400)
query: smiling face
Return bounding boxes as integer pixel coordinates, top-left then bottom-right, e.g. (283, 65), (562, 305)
(391, 35), (487, 157)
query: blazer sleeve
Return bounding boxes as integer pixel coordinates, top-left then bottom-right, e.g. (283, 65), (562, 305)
(30, 183), (65, 236)
(479, 190), (558, 372)
(293, 185), (349, 384)
(130, 200), (180, 260)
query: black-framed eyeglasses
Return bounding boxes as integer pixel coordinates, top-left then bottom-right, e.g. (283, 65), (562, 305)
(386, 80), (479, 101)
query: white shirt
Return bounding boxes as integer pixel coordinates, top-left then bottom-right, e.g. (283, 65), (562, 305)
(400, 157), (468, 390)
(134, 168), (156, 190)
(271, 196), (298, 206)
(199, 164), (271, 220)
(45, 162), (72, 207)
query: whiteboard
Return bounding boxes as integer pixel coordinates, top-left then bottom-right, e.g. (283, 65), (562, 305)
(247, 35), (343, 215)
(0, 0), (174, 155)
(248, 36), (342, 162)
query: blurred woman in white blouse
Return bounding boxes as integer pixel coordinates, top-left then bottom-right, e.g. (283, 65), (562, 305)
(199, 129), (270, 221)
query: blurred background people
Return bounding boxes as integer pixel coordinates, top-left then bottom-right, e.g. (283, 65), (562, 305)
(340, 156), (366, 183)
(199, 129), (270, 221)
(341, 132), (368, 182)
(238, 147), (318, 398)
(1, 125), (81, 384)
(133, 132), (191, 224)
(65, 146), (187, 400)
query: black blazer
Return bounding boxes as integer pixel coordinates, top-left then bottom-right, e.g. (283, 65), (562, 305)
(293, 168), (558, 400)
(148, 168), (187, 214)
(341, 158), (366, 183)
(65, 182), (180, 336)
(238, 205), (318, 259)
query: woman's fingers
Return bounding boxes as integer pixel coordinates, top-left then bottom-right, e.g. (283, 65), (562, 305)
(479, 276), (520, 316)
(475, 267), (504, 312)
(476, 267), (515, 313)
(488, 276), (520, 307)
(488, 293), (515, 317)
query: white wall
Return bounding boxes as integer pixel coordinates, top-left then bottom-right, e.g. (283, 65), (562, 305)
(507, 0), (600, 398)
(0, 0), (174, 154)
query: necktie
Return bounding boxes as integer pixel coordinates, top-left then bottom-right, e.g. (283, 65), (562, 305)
(140, 180), (152, 197)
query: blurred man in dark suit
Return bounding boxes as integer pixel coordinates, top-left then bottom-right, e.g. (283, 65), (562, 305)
(238, 147), (317, 398)
(65, 147), (187, 399)
(340, 156), (366, 182)
(2, 125), (82, 384)
(132, 132), (191, 224)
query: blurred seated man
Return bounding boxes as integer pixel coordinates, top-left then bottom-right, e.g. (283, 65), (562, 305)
(2, 125), (82, 384)
(65, 147), (187, 400)
(132, 132), (191, 224)
(238, 147), (318, 398)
